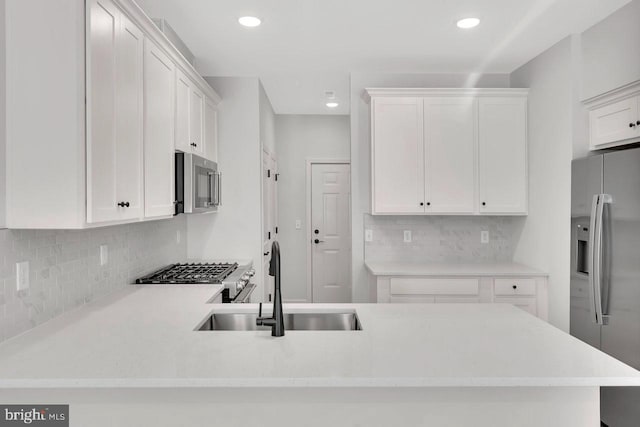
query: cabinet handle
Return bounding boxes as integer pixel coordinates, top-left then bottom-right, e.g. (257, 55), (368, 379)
(637, 120), (640, 126)
(117, 202), (130, 208)
(263, 252), (270, 257)
(630, 123), (636, 128)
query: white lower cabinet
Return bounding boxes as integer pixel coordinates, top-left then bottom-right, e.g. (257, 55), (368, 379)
(377, 275), (548, 321)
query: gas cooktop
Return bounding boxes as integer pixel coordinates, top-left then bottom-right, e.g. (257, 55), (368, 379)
(135, 263), (239, 284)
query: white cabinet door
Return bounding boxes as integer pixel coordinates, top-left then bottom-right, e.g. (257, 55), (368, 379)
(190, 86), (205, 155)
(478, 97), (527, 214)
(115, 13), (144, 221)
(175, 69), (191, 152)
(143, 40), (175, 218)
(424, 97), (476, 214)
(589, 96), (639, 149)
(87, 0), (118, 224)
(87, 0), (143, 223)
(372, 97), (425, 214)
(204, 97), (218, 162)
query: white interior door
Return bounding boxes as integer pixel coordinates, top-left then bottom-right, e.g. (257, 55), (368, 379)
(311, 163), (351, 303)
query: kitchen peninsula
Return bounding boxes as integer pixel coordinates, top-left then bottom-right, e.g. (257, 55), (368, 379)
(0, 285), (638, 426)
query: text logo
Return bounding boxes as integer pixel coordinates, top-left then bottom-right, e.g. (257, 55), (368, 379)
(0, 405), (68, 426)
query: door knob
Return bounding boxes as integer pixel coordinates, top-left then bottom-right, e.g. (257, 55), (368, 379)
(314, 239), (325, 244)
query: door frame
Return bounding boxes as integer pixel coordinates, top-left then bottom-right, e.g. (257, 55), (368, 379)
(306, 159), (351, 303)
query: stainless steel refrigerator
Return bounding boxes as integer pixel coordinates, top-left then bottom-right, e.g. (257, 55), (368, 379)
(571, 147), (640, 427)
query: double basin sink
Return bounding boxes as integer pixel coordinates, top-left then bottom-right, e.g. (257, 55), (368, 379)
(197, 310), (362, 331)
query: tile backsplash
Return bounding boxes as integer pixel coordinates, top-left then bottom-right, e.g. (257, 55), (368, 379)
(0, 216), (187, 343)
(364, 215), (522, 264)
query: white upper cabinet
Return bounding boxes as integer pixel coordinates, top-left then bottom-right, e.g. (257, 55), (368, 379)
(204, 97), (219, 162)
(585, 81), (640, 150)
(5, 0), (221, 229)
(87, 0), (144, 224)
(424, 97), (476, 214)
(189, 86), (205, 156)
(143, 40), (175, 218)
(175, 69), (191, 153)
(366, 88), (528, 216)
(371, 97), (425, 214)
(478, 97), (528, 215)
(175, 69), (218, 160)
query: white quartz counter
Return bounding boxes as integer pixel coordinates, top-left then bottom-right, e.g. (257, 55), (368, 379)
(0, 284), (637, 389)
(365, 261), (547, 277)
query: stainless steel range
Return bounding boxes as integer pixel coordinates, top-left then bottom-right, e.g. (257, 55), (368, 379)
(135, 262), (255, 303)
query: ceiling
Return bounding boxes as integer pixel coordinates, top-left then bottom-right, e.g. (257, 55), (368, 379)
(135, 0), (630, 115)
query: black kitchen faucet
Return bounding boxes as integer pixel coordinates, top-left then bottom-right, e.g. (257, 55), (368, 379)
(256, 241), (284, 337)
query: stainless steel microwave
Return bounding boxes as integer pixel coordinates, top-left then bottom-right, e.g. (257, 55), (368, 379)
(175, 153), (221, 214)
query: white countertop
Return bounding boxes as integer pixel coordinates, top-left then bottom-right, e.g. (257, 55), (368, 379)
(0, 285), (637, 389)
(365, 261), (548, 277)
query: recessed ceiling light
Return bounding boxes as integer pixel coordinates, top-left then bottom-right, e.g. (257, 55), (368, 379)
(326, 102), (339, 108)
(456, 18), (480, 29)
(238, 16), (261, 27)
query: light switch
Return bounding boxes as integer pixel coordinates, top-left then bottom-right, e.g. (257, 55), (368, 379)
(16, 261), (29, 291)
(403, 230), (412, 243)
(481, 230), (490, 244)
(364, 229), (373, 242)
(295, 220), (302, 230)
(100, 244), (109, 266)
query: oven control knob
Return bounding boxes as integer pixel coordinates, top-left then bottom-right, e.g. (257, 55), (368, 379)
(236, 280), (246, 292)
(246, 269), (255, 277)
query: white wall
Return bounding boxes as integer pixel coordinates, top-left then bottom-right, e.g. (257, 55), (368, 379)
(186, 77), (267, 300)
(259, 82), (276, 155)
(580, 0), (640, 101)
(274, 115), (350, 302)
(0, 0), (5, 228)
(349, 73), (511, 302)
(510, 37), (574, 331)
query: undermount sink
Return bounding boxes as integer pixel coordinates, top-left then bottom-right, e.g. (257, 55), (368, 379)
(197, 311), (362, 331)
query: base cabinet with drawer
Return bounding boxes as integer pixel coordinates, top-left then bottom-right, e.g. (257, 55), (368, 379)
(375, 276), (548, 321)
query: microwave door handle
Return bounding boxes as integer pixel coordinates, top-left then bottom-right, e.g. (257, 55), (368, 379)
(217, 171), (222, 207)
(208, 172), (215, 207)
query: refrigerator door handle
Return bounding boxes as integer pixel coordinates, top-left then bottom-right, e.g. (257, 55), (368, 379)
(588, 195), (600, 324)
(590, 193), (612, 325)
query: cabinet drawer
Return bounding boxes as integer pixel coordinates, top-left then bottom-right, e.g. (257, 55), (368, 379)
(390, 278), (479, 296)
(493, 278), (536, 296)
(494, 297), (537, 316)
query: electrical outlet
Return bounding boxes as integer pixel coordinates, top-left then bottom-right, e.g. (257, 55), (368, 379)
(176, 230), (181, 244)
(364, 229), (373, 242)
(16, 261), (29, 291)
(403, 230), (412, 243)
(295, 220), (302, 230)
(481, 230), (490, 244)
(100, 244), (108, 266)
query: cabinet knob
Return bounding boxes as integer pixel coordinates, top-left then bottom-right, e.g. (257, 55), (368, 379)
(513, 285), (517, 290)
(314, 229), (319, 234)
(637, 120), (640, 126)
(426, 202), (431, 206)
(419, 202), (424, 206)
(482, 202), (487, 206)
